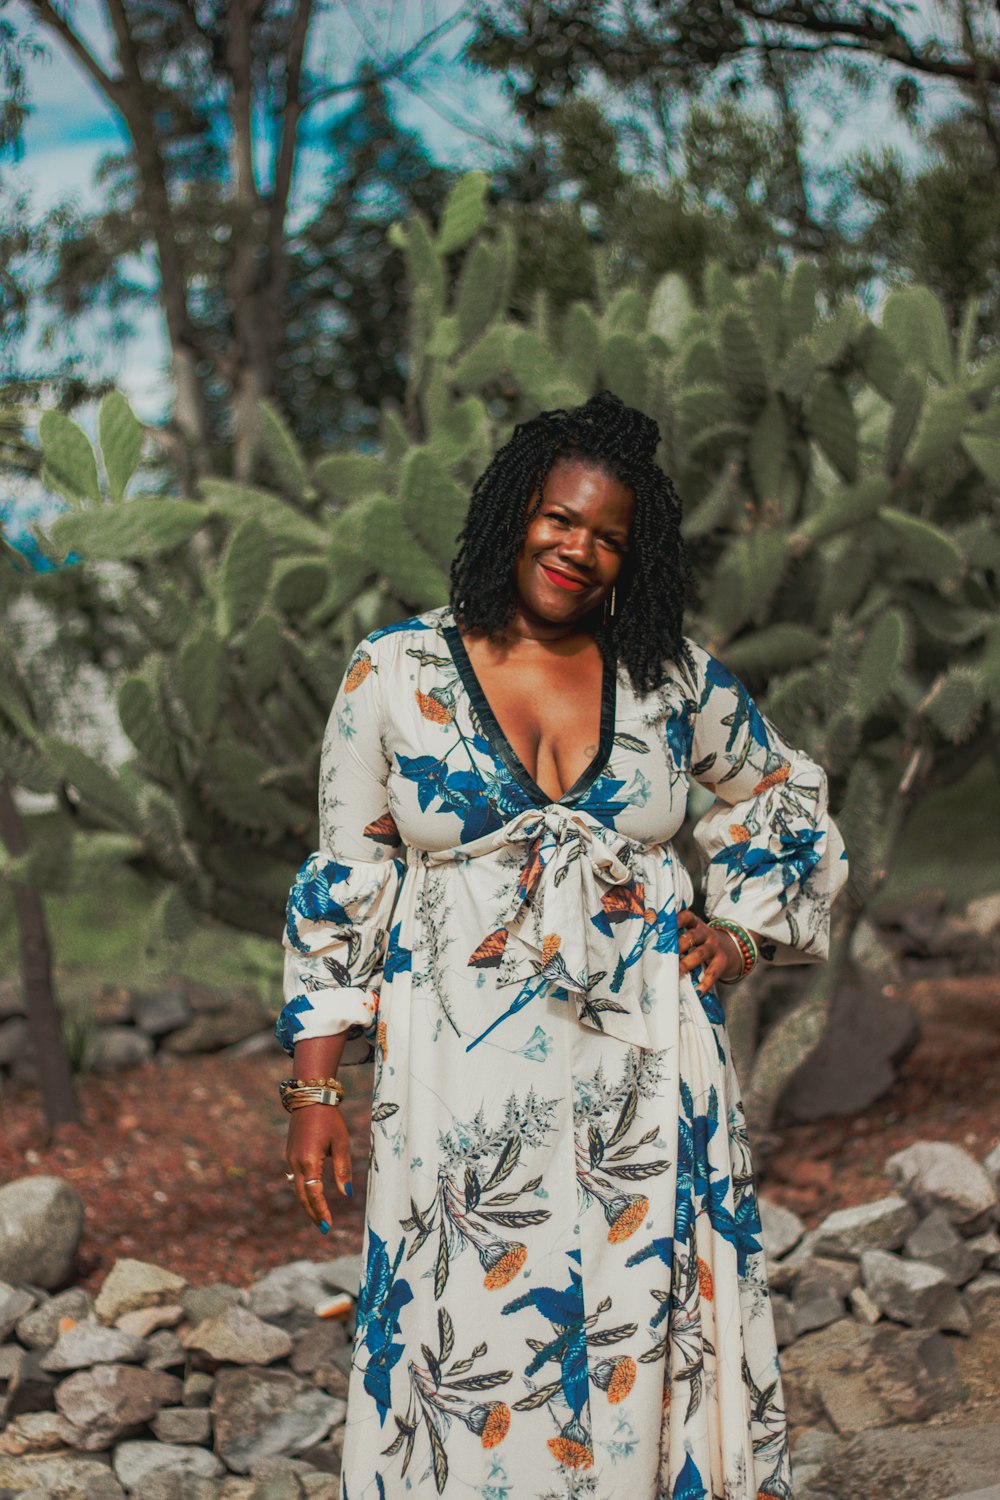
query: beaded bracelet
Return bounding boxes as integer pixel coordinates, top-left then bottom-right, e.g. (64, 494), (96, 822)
(279, 1076), (345, 1112)
(707, 918), (759, 984)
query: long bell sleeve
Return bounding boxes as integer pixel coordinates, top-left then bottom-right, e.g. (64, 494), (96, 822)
(685, 639), (848, 966)
(275, 636), (406, 1064)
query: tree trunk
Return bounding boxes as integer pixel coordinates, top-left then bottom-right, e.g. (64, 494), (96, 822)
(0, 779), (80, 1133)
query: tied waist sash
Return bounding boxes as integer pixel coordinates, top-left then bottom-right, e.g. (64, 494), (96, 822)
(405, 804), (693, 1050)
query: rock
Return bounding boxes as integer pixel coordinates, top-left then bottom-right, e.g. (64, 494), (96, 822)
(144, 1329), (186, 1371)
(132, 985), (193, 1037)
(758, 1196), (804, 1262)
(151, 1405), (213, 1444)
(181, 1283), (248, 1325)
(162, 993), (270, 1055)
(183, 1371), (215, 1408)
(793, 1255), (860, 1303)
(112, 1439), (224, 1488)
(984, 1142), (1000, 1197)
(223, 1031), (282, 1059)
(92, 987), (134, 1026)
(887, 1141), (998, 1230)
(314, 1254), (362, 1299)
(779, 966), (919, 1122)
(865, 1323), (961, 1422)
(82, 1026), (154, 1073)
(849, 1285), (881, 1325)
(0, 1016), (29, 1067)
(0, 1453), (125, 1499)
(247, 1263), (333, 1324)
(15, 1288), (95, 1349)
(860, 1248), (971, 1332)
(0, 1410), (75, 1455)
(134, 1476), (223, 1500)
(183, 1306), (294, 1367)
(94, 1258), (187, 1323)
(289, 1323), (349, 1381)
(813, 1196), (918, 1259)
(937, 1490), (1000, 1500)
(905, 1208), (985, 1285)
(766, 1227), (822, 1293)
(769, 1292), (794, 1348)
(212, 1368), (343, 1474)
(1, 1346), (56, 1421)
(809, 1424), (1000, 1500)
(0, 1177), (84, 1290)
(54, 1363), (182, 1450)
(967, 1226), (1000, 1270)
(116, 1303), (184, 1338)
(963, 1271), (1000, 1316)
(41, 1322), (149, 1372)
(792, 1292), (845, 1338)
(779, 1317), (891, 1434)
(0, 1284), (36, 1342)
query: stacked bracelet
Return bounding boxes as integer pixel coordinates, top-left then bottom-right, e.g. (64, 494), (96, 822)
(707, 918), (759, 985)
(279, 1076), (345, 1112)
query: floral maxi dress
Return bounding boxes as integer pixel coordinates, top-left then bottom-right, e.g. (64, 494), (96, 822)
(276, 602), (849, 1500)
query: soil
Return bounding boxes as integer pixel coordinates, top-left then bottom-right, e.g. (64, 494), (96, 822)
(1, 971), (998, 1295)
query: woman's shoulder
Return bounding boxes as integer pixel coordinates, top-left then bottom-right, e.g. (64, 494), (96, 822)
(350, 604), (452, 667)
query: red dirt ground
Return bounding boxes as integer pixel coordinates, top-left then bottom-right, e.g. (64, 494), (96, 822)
(1, 972), (998, 1294)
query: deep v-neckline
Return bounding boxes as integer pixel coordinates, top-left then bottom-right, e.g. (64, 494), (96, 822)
(441, 615), (617, 809)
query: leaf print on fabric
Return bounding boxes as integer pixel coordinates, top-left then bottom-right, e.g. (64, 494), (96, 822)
(355, 1228), (414, 1426)
(573, 1051), (672, 1242)
(382, 1305), (513, 1495)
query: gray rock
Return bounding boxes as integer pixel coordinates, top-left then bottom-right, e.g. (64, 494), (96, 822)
(82, 1025), (154, 1073)
(183, 1370), (215, 1408)
(0, 1177), (84, 1290)
(134, 1476), (224, 1500)
(0, 1017), (29, 1067)
(780, 966), (919, 1122)
(905, 1207), (985, 1285)
(813, 1196), (918, 1259)
(247, 1263), (333, 1323)
(792, 1292), (845, 1338)
(181, 1283), (248, 1326)
(162, 993), (270, 1055)
(793, 1255), (860, 1303)
(963, 1271), (1000, 1316)
(41, 1321), (148, 1372)
(860, 1248), (971, 1332)
(54, 1362), (182, 1450)
(132, 985), (193, 1037)
(865, 1323), (961, 1422)
(144, 1329), (187, 1371)
(770, 1292), (794, 1348)
(94, 1257), (187, 1323)
(15, 1288), (95, 1349)
(212, 1368), (343, 1474)
(316, 1254), (362, 1298)
(0, 1284), (36, 1343)
(758, 1196), (804, 1262)
(984, 1142), (1000, 1197)
(116, 1302), (184, 1337)
(767, 1226), (822, 1293)
(809, 1424), (1000, 1500)
(967, 1226), (1000, 1270)
(848, 1284), (881, 1325)
(289, 1322), (349, 1380)
(151, 1405), (213, 1444)
(0, 1453), (125, 1499)
(0, 1409), (74, 1455)
(937, 1490), (1000, 1500)
(887, 1141), (998, 1230)
(112, 1439), (224, 1488)
(1, 1345), (56, 1421)
(183, 1306), (293, 1366)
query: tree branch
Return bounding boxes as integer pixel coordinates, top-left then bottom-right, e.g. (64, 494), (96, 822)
(26, 0), (122, 105)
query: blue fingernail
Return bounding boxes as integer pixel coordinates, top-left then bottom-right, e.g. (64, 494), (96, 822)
(318, 1220), (330, 1233)
(344, 1182), (353, 1198)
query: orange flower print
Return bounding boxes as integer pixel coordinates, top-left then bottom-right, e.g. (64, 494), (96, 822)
(344, 652), (372, 691)
(541, 933), (561, 965)
(483, 1243), (527, 1290)
(376, 1020), (388, 1060)
(479, 1402), (511, 1447)
(548, 1436), (593, 1469)
(416, 689), (454, 725)
(729, 823), (750, 843)
(697, 1256), (715, 1302)
(608, 1194), (649, 1243)
(753, 763), (790, 794)
(607, 1355), (636, 1403)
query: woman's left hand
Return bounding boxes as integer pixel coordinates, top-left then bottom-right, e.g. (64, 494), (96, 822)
(678, 909), (742, 993)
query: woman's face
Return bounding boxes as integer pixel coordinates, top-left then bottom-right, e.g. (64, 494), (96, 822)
(512, 457), (635, 627)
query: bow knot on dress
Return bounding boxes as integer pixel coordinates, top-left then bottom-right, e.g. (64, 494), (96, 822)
(411, 803), (680, 1051)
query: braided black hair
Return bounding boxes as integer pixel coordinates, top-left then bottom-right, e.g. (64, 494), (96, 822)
(449, 389), (697, 696)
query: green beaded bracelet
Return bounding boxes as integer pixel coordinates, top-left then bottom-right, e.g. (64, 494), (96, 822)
(707, 917), (759, 984)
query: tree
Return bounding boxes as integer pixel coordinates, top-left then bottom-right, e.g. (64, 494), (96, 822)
(1, 1), (466, 475)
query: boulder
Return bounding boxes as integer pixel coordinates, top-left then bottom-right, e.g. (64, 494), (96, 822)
(211, 1367), (343, 1474)
(82, 1026), (154, 1073)
(905, 1208), (985, 1285)
(0, 1452), (125, 1499)
(864, 1323), (961, 1422)
(111, 1439), (224, 1489)
(757, 1197), (804, 1262)
(0, 1177), (84, 1290)
(54, 1363), (182, 1450)
(860, 1248), (971, 1333)
(94, 1258), (187, 1324)
(15, 1288), (95, 1350)
(132, 986), (192, 1037)
(779, 966), (919, 1122)
(887, 1141), (998, 1230)
(41, 1321), (149, 1373)
(812, 1196), (918, 1259)
(182, 1306), (293, 1367)
(808, 1424), (1000, 1500)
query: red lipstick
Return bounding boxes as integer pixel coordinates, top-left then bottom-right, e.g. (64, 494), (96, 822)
(539, 563), (588, 591)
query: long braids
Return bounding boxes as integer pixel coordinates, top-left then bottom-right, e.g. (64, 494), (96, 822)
(448, 389), (697, 696)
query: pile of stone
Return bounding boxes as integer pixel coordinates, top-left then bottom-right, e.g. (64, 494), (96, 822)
(0, 979), (278, 1088)
(0, 1180), (356, 1499)
(760, 1138), (1000, 1500)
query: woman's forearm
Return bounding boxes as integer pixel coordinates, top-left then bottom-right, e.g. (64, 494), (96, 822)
(293, 1031), (350, 1077)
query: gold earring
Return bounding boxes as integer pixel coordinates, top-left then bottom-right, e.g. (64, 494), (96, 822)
(610, 585), (616, 619)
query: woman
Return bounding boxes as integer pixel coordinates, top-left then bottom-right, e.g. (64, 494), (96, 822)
(277, 390), (848, 1500)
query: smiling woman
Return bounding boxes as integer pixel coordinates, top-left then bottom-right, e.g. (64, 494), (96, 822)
(276, 390), (848, 1500)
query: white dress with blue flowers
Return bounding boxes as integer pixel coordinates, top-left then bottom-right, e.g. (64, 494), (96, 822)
(277, 602), (848, 1500)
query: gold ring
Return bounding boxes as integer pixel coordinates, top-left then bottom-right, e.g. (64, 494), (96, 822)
(304, 1177), (322, 1185)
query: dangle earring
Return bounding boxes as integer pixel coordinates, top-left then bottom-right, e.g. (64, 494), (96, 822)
(604, 585), (616, 625)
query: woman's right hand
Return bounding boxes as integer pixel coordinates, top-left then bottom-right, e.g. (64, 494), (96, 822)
(285, 1104), (355, 1233)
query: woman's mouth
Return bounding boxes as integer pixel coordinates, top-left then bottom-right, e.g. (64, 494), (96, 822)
(539, 562), (589, 592)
